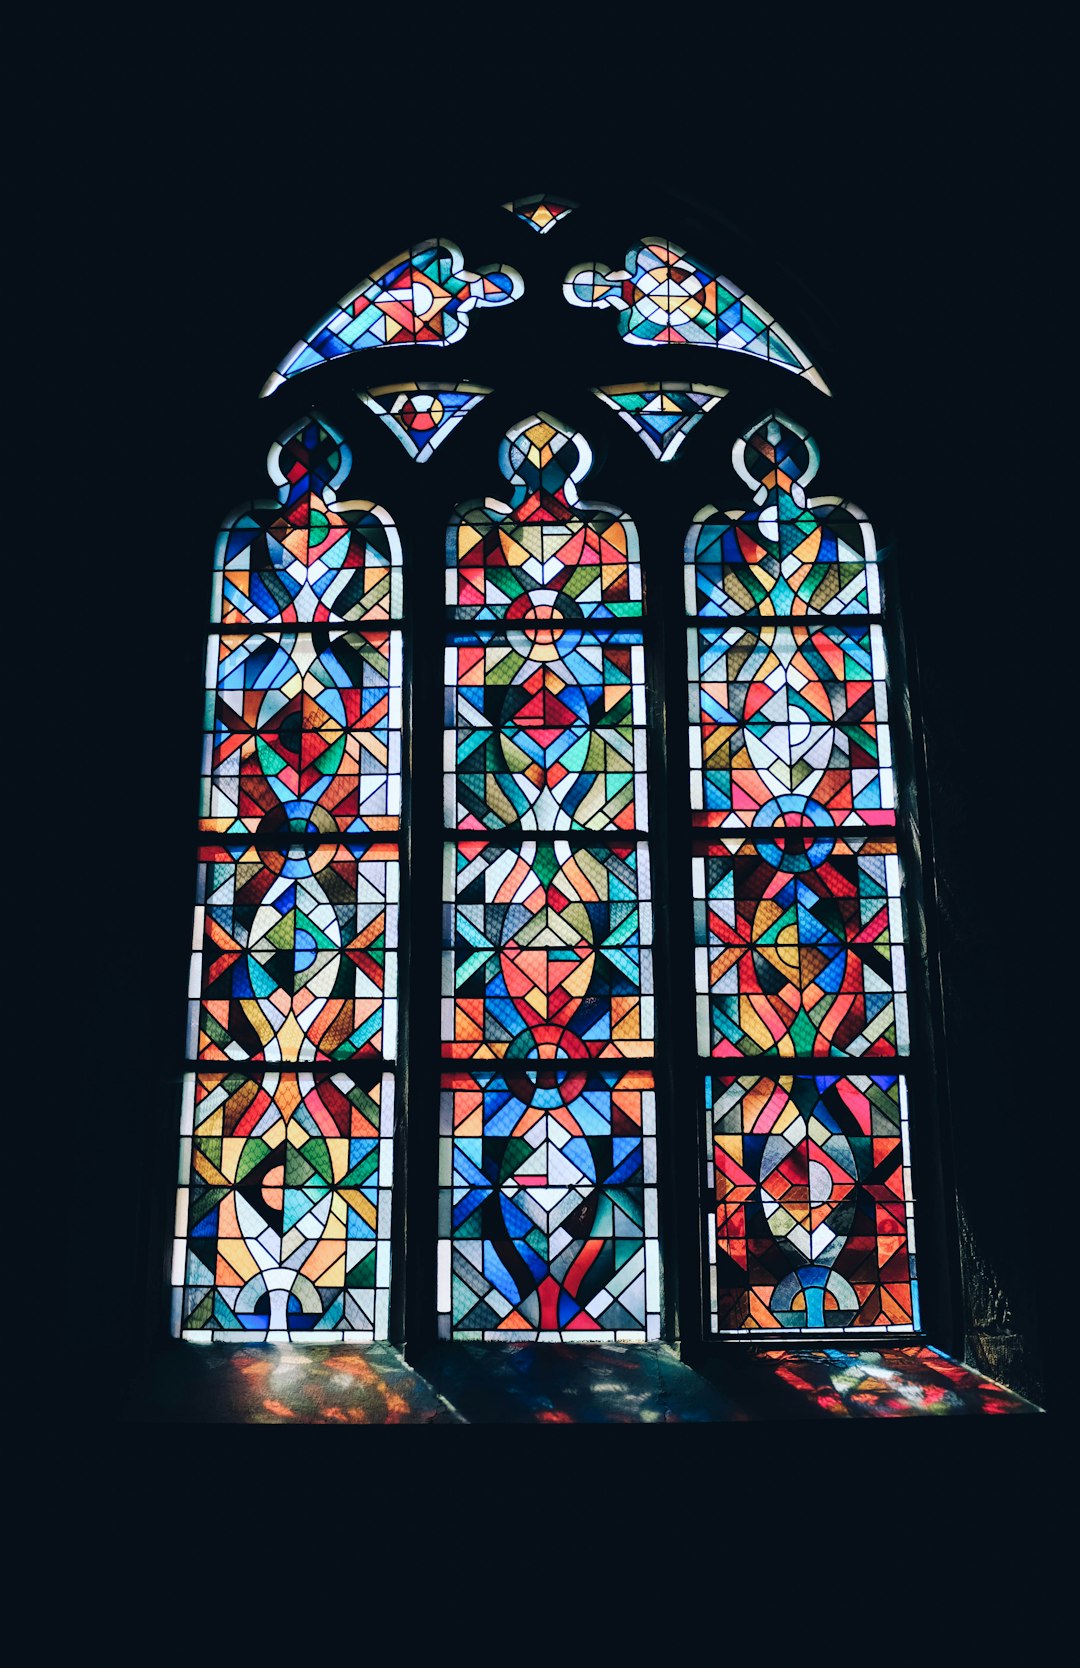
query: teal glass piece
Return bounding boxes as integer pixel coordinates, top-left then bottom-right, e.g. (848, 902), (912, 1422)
(593, 383), (727, 461)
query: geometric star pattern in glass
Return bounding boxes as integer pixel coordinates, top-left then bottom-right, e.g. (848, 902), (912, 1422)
(446, 628), (647, 832)
(689, 623), (894, 828)
(565, 240), (829, 392)
(260, 240), (523, 396)
(693, 831), (908, 1058)
(200, 629), (402, 835)
(444, 839), (653, 1062)
(706, 1074), (917, 1333)
(439, 1066), (659, 1339)
(174, 1069), (395, 1342)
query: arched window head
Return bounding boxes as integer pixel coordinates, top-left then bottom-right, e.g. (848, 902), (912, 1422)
(449, 414), (641, 622)
(213, 415), (402, 625)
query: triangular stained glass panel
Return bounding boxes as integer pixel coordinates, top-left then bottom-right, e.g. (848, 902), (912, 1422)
(502, 193), (578, 234)
(357, 383), (492, 462)
(593, 384), (728, 461)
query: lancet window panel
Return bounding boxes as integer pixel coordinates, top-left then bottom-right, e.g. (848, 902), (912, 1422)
(175, 413), (405, 1343)
(686, 413), (917, 1338)
(439, 414), (661, 1340)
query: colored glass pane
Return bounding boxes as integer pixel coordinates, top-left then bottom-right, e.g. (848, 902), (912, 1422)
(190, 841), (399, 1063)
(686, 414), (878, 618)
(693, 831), (908, 1058)
(260, 241), (523, 395)
(174, 1069), (395, 1341)
(357, 382), (491, 463)
(448, 414), (641, 620)
(443, 840), (654, 1061)
(438, 1066), (660, 1340)
(593, 383), (727, 461)
(565, 241), (829, 392)
(214, 417), (402, 626)
(706, 1074), (917, 1333)
(446, 629), (648, 832)
(201, 630), (402, 835)
(688, 623), (894, 828)
(502, 193), (578, 233)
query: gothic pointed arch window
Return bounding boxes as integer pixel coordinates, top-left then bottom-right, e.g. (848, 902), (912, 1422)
(150, 182), (1041, 1416)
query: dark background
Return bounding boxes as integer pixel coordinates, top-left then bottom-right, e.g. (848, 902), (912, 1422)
(60, 23), (1063, 1429)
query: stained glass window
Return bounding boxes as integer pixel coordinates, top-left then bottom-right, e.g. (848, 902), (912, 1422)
(357, 383), (491, 462)
(174, 417), (403, 1341)
(260, 241), (523, 396)
(438, 416), (661, 1340)
(593, 383), (727, 461)
(502, 192), (578, 233)
(566, 240), (830, 393)
(687, 414), (918, 1333)
(169, 198), (950, 1382)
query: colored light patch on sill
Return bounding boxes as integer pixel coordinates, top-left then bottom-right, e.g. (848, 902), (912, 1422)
(438, 1066), (659, 1341)
(757, 1347), (1037, 1415)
